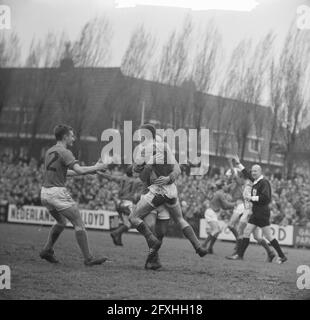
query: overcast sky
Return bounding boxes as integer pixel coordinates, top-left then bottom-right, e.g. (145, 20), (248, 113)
(3, 0), (307, 67)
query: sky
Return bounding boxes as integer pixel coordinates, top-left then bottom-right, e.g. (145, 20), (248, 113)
(2, 0), (307, 68)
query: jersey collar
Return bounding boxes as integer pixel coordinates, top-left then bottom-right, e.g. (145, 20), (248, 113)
(253, 175), (264, 185)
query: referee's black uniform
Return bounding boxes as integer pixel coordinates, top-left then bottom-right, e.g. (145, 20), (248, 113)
(242, 169), (272, 227)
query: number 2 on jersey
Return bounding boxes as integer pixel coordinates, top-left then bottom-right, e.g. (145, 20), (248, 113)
(47, 151), (59, 171)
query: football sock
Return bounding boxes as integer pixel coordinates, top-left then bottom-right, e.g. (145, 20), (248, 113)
(203, 234), (212, 248)
(234, 238), (243, 253)
(114, 224), (129, 235)
(44, 223), (64, 251)
(228, 226), (239, 240)
(238, 237), (250, 258)
(270, 239), (285, 258)
(182, 226), (201, 250)
(75, 230), (91, 260)
(208, 235), (218, 250)
(257, 239), (273, 255)
(155, 220), (168, 242)
(137, 221), (158, 247)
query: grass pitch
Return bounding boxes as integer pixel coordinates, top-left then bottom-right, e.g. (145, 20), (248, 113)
(0, 223), (309, 300)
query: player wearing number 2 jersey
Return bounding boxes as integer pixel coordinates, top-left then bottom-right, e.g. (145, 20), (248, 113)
(40, 124), (108, 266)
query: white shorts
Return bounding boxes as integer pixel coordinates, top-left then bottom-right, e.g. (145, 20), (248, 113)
(240, 208), (251, 224)
(230, 202), (245, 224)
(204, 208), (219, 223)
(41, 187), (76, 213)
(148, 183), (178, 200)
(140, 189), (178, 208)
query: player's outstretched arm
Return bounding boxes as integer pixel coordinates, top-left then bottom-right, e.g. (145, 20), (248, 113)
(67, 169), (81, 177)
(96, 171), (125, 182)
(71, 162), (107, 176)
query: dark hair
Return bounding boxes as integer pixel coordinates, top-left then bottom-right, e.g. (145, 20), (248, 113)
(126, 165), (133, 177)
(215, 179), (225, 190)
(140, 123), (156, 140)
(54, 124), (73, 141)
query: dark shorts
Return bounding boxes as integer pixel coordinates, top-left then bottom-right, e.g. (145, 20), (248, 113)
(117, 200), (133, 216)
(248, 214), (270, 228)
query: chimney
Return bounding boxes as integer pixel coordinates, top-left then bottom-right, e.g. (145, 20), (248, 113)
(60, 41), (74, 70)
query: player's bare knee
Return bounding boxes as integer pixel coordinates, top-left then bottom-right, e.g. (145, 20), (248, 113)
(214, 225), (221, 235)
(243, 229), (252, 238)
(129, 214), (139, 227)
(124, 219), (132, 229)
(72, 216), (85, 230)
(264, 234), (273, 242)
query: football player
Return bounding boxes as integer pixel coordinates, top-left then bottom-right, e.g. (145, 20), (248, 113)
(40, 124), (108, 266)
(129, 124), (208, 263)
(202, 180), (236, 253)
(98, 166), (144, 246)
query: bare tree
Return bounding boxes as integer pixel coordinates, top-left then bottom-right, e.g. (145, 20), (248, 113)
(21, 33), (67, 159)
(214, 39), (252, 159)
(0, 33), (21, 118)
(0, 32), (21, 67)
(267, 58), (283, 164)
(276, 26), (310, 178)
(58, 70), (88, 141)
(191, 21), (222, 129)
(72, 16), (113, 67)
(121, 25), (156, 78)
(57, 16), (113, 158)
(219, 33), (274, 160)
(152, 15), (193, 127)
(25, 32), (67, 68)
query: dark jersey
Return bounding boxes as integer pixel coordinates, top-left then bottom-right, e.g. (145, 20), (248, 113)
(210, 190), (235, 212)
(229, 178), (244, 202)
(119, 177), (144, 202)
(42, 144), (78, 188)
(241, 169), (272, 217)
(139, 141), (175, 178)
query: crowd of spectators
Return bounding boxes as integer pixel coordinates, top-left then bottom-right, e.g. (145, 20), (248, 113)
(1, 154), (310, 227)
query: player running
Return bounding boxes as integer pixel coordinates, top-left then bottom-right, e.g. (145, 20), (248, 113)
(99, 164), (171, 270)
(98, 166), (144, 246)
(226, 155), (287, 263)
(129, 124), (208, 263)
(39, 124), (108, 266)
(137, 161), (171, 270)
(202, 180), (236, 253)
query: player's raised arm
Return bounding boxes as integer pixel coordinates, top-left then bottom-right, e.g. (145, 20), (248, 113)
(232, 155), (254, 182)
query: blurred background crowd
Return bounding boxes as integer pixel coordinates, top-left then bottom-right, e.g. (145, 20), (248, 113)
(1, 154), (310, 227)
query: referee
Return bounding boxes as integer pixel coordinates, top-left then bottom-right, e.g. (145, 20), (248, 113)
(227, 155), (287, 264)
